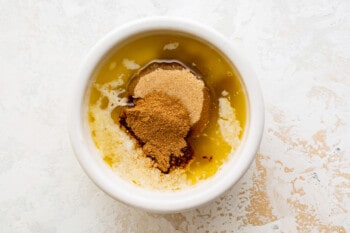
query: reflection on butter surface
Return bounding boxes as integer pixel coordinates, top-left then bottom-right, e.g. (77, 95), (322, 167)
(88, 33), (247, 190)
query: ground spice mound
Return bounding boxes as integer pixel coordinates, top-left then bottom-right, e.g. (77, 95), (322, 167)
(120, 92), (193, 173)
(128, 62), (211, 136)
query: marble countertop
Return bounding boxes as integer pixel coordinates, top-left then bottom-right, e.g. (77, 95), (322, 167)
(1, 1), (349, 232)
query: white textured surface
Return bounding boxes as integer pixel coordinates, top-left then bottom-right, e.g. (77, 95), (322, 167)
(1, 0), (350, 232)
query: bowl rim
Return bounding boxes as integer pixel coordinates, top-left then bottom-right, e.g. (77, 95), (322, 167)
(69, 17), (264, 213)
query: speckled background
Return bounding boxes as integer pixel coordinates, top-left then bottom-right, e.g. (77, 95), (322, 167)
(1, 0), (349, 232)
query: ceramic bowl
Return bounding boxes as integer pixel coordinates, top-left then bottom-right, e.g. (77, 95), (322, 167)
(69, 17), (264, 213)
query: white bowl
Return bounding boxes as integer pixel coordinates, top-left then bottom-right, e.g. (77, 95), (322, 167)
(69, 17), (264, 213)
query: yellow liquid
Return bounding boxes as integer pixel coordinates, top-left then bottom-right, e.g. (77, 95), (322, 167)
(88, 33), (247, 184)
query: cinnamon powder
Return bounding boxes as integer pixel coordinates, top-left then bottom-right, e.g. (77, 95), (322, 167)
(129, 62), (211, 136)
(120, 92), (192, 173)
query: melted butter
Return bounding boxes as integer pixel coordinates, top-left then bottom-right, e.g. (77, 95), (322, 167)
(88, 33), (247, 185)
(103, 156), (113, 167)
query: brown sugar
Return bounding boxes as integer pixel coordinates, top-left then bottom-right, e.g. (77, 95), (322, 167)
(120, 62), (212, 173)
(128, 62), (211, 136)
(120, 92), (192, 173)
